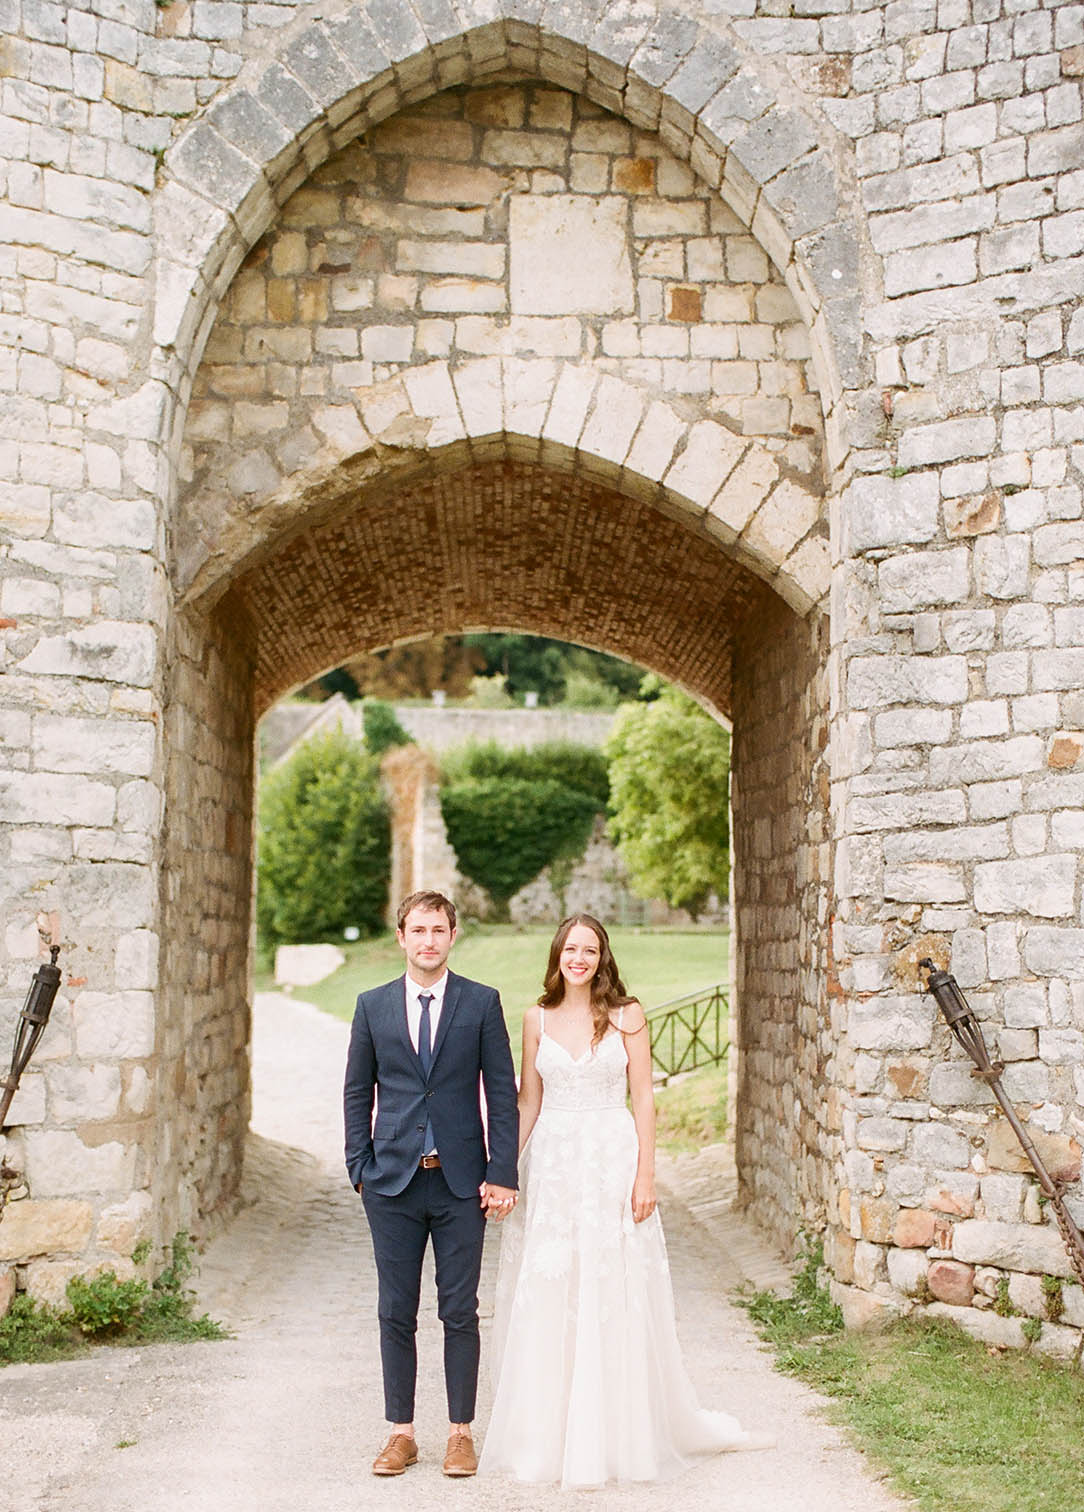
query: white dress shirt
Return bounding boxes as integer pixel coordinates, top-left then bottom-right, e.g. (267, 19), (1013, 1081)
(405, 971), (447, 1058)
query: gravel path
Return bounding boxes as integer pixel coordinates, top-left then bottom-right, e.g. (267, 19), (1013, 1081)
(1, 992), (912, 1512)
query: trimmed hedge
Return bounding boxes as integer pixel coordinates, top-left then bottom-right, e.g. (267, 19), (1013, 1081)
(440, 776), (600, 914)
(257, 730), (390, 948)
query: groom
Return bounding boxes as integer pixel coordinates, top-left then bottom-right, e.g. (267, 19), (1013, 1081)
(344, 889), (519, 1478)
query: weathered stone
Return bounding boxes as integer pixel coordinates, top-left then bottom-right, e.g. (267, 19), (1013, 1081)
(913, 1122), (971, 1170)
(898, 417), (997, 468)
(509, 195), (634, 315)
(833, 1281), (901, 1331)
(987, 1120), (1081, 1182)
(0, 1199), (94, 1260)
(927, 1259), (975, 1306)
(849, 997), (936, 1053)
(72, 992), (155, 1059)
(23, 1131), (137, 1199)
(894, 1207), (936, 1248)
(952, 1219), (1077, 1278)
(17, 623), (157, 688)
(887, 1246), (928, 1295)
(96, 1191), (154, 1256)
(848, 656), (968, 709)
(974, 856), (1077, 919)
(845, 473), (940, 553)
(22, 1259), (87, 1309)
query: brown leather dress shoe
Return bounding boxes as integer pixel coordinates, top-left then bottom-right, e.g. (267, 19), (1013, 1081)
(443, 1432), (477, 1477)
(372, 1434), (418, 1476)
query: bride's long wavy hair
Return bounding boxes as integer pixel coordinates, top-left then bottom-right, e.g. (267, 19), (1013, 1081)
(539, 914), (634, 1046)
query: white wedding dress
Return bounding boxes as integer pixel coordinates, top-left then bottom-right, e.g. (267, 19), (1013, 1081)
(479, 1008), (752, 1488)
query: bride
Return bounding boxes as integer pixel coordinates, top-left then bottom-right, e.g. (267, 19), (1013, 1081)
(478, 914), (766, 1488)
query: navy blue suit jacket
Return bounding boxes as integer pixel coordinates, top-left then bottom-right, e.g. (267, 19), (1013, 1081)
(343, 970), (519, 1199)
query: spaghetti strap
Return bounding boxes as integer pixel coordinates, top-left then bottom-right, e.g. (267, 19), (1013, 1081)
(616, 1004), (625, 1031)
(538, 1005), (545, 1038)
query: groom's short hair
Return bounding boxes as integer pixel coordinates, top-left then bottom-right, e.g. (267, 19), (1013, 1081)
(397, 890), (457, 932)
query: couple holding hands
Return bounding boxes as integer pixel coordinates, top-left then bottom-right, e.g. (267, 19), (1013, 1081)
(344, 890), (766, 1489)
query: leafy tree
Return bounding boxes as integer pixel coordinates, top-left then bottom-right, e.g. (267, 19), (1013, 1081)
(464, 634), (645, 706)
(257, 731), (390, 947)
(463, 633), (569, 703)
(310, 634), (647, 707)
(606, 685), (730, 917)
(362, 699), (412, 756)
(441, 778), (599, 917)
(343, 637), (484, 700)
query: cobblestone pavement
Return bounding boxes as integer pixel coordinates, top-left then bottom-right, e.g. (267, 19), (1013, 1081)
(2, 993), (913, 1512)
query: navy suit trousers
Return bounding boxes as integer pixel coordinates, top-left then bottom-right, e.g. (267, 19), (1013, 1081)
(362, 1164), (487, 1423)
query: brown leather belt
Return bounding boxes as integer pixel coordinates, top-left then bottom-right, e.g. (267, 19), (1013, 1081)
(419, 1154), (441, 1169)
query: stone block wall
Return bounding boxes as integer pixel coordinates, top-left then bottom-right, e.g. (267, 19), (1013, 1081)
(731, 596), (832, 1256)
(389, 703), (618, 754)
(156, 596), (254, 1248)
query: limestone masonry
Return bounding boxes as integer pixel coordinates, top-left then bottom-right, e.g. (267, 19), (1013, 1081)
(2, 0), (1084, 1359)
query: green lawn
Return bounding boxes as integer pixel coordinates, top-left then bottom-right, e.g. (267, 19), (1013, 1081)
(255, 924), (728, 1050)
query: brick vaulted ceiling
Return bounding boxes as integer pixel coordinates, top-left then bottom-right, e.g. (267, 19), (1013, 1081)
(221, 458), (782, 719)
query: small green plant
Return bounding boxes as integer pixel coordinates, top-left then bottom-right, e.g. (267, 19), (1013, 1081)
(0, 1293), (79, 1364)
(888, 465), (910, 478)
(0, 1233), (225, 1366)
(737, 1234), (844, 1370)
(1041, 1274), (1064, 1321)
(993, 1275), (1016, 1317)
(66, 1271), (149, 1336)
(135, 1232), (224, 1341)
(1021, 1316), (1042, 1345)
(1002, 482), (1023, 495)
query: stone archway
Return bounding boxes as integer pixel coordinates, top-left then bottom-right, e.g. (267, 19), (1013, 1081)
(151, 62), (838, 1255)
(0, 4), (854, 1296)
(164, 439), (830, 1256)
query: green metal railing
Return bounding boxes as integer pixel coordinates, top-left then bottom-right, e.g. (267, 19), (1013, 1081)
(647, 981), (729, 1083)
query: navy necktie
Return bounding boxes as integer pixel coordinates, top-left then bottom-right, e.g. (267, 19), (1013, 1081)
(418, 993), (435, 1156)
(418, 993), (433, 1076)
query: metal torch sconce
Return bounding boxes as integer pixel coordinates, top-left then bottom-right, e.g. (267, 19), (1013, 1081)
(0, 946), (62, 1132)
(920, 959), (1084, 1288)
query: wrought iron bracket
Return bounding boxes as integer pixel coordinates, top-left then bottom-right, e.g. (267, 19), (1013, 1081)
(920, 959), (1084, 1289)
